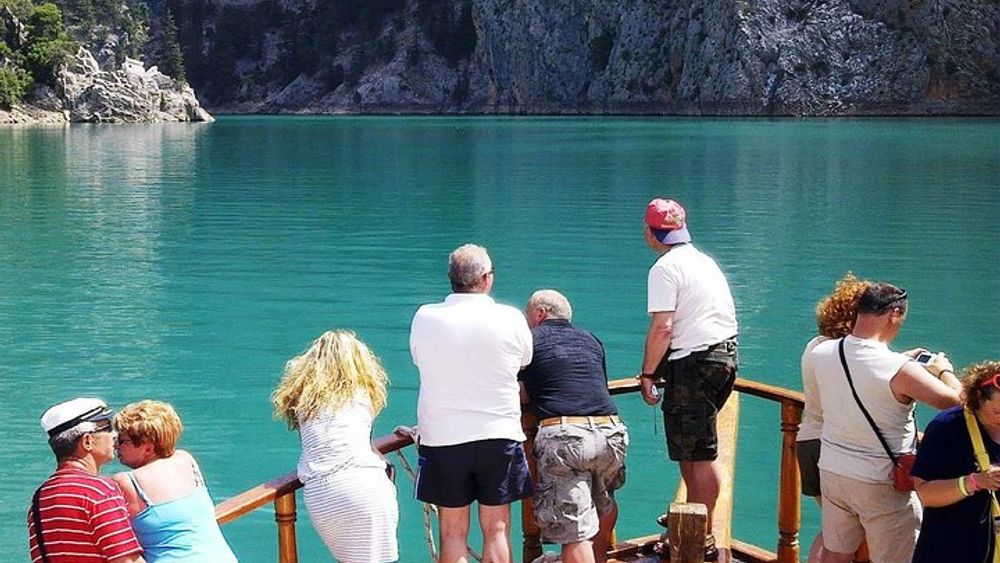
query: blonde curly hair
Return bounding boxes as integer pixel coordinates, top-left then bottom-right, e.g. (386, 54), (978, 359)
(113, 400), (183, 458)
(816, 272), (872, 338)
(271, 330), (389, 429)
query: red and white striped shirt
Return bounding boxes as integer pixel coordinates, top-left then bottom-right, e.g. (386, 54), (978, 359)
(27, 468), (143, 562)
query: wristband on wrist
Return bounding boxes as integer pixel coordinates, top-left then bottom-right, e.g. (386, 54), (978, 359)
(939, 369), (955, 378)
(959, 476), (971, 497)
(640, 372), (658, 379)
(968, 472), (980, 492)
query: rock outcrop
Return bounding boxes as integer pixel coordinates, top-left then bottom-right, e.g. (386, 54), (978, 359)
(178, 0), (998, 115)
(49, 47), (212, 123)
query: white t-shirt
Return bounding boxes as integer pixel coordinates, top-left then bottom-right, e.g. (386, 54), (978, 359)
(814, 335), (913, 483)
(410, 293), (533, 447)
(798, 335), (829, 442)
(647, 244), (738, 360)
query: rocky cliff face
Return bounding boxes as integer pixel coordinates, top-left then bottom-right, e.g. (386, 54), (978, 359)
(1, 48), (214, 123)
(59, 47), (213, 122)
(173, 0), (998, 115)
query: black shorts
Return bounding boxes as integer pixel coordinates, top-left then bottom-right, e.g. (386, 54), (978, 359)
(796, 439), (822, 497)
(658, 338), (738, 462)
(415, 439), (533, 507)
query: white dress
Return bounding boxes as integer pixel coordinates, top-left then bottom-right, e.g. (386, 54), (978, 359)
(297, 393), (399, 562)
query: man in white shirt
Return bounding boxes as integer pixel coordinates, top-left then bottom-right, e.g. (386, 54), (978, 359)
(411, 243), (534, 563)
(813, 283), (961, 563)
(637, 198), (738, 561)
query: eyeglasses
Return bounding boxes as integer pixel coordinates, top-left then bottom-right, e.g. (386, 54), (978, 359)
(116, 435), (133, 447)
(90, 422), (114, 435)
(875, 289), (908, 311)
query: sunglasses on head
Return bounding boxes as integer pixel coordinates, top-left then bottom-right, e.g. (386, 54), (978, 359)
(980, 374), (1000, 390)
(875, 289), (908, 312)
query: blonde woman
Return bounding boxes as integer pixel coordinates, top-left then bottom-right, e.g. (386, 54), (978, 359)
(272, 330), (399, 563)
(111, 400), (237, 562)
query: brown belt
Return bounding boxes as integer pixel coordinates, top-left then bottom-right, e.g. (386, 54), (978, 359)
(538, 415), (621, 428)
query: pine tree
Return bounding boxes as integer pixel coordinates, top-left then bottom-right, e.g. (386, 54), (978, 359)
(159, 8), (184, 83)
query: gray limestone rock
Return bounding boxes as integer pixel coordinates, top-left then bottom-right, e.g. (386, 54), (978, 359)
(57, 47), (214, 123)
(188, 0), (999, 115)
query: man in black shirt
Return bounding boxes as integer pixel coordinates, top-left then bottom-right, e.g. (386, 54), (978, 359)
(520, 289), (629, 563)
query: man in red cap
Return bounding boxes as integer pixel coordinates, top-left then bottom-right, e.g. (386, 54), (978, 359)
(28, 398), (145, 563)
(638, 198), (739, 561)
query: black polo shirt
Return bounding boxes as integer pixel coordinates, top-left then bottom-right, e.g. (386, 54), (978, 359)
(519, 319), (618, 419)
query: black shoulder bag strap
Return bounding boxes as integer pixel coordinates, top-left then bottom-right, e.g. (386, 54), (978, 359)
(838, 338), (899, 466)
(31, 486), (49, 563)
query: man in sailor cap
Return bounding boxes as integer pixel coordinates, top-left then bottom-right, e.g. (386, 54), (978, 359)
(28, 398), (145, 563)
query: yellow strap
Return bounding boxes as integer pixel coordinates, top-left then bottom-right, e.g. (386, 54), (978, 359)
(964, 406), (1000, 563)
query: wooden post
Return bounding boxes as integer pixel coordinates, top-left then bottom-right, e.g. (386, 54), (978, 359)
(521, 411), (542, 562)
(275, 491), (299, 563)
(668, 502), (707, 563)
(777, 400), (802, 563)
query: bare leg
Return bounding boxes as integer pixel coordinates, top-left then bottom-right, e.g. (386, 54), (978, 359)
(679, 459), (722, 533)
(593, 499), (618, 563)
(806, 496), (823, 563)
(562, 540), (595, 563)
(815, 547), (854, 563)
(439, 505), (471, 563)
(478, 503), (512, 563)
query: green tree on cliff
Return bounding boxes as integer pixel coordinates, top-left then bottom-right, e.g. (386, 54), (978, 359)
(158, 8), (184, 83)
(24, 2), (73, 85)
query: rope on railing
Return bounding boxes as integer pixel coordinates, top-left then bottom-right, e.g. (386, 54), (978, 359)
(392, 425), (482, 563)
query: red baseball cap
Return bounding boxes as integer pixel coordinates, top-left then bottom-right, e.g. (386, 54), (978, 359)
(645, 198), (692, 244)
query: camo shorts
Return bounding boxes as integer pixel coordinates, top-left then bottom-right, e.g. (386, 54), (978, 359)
(532, 421), (628, 544)
(659, 338), (738, 462)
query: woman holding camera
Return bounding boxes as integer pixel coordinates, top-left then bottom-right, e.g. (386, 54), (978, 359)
(912, 360), (1000, 563)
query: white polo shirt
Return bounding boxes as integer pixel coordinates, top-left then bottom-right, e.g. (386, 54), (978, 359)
(647, 243), (738, 360)
(410, 293), (533, 447)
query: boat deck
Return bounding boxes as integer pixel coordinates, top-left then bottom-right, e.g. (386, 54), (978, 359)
(215, 376), (808, 563)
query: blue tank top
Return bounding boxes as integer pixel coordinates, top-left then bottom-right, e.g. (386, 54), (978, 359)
(126, 473), (238, 562)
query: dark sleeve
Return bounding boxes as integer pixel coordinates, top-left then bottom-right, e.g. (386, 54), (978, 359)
(912, 414), (970, 481)
(592, 332), (609, 381)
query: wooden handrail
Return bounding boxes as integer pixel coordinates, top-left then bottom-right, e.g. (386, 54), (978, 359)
(608, 375), (804, 406)
(217, 376), (805, 563)
(215, 429), (414, 524)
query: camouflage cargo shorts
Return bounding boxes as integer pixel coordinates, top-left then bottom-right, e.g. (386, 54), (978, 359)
(532, 421), (628, 544)
(658, 338), (738, 462)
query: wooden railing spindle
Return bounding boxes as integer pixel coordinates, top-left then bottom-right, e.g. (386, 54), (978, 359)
(777, 399), (803, 563)
(275, 492), (298, 563)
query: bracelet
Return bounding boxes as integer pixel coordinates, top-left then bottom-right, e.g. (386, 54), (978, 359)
(639, 372), (659, 379)
(958, 476), (971, 497)
(939, 369), (955, 378)
(968, 472), (980, 492)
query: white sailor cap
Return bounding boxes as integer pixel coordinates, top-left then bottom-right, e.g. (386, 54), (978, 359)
(40, 398), (113, 438)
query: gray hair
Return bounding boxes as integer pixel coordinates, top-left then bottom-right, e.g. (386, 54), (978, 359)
(48, 424), (94, 460)
(449, 244), (492, 293)
(527, 289), (573, 321)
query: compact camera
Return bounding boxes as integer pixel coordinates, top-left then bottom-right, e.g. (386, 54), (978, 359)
(915, 352), (935, 364)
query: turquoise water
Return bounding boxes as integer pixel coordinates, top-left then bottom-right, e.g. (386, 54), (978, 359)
(1, 117), (998, 561)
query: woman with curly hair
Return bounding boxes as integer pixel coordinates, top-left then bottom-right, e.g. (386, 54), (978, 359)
(272, 330), (398, 563)
(796, 273), (870, 561)
(112, 400), (238, 562)
(912, 360), (1000, 563)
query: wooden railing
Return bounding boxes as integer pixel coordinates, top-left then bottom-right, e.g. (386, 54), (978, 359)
(214, 376), (804, 563)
